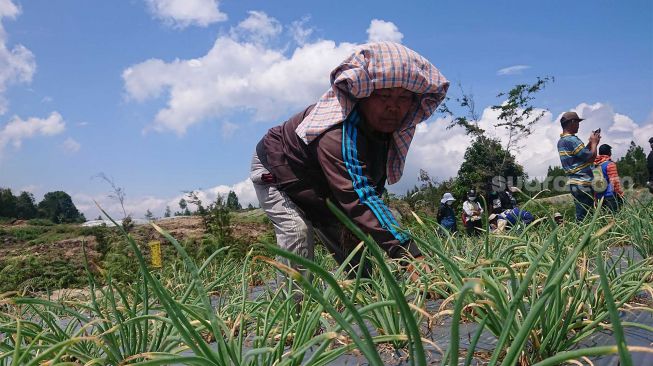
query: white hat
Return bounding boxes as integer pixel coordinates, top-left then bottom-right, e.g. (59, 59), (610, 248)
(440, 192), (456, 204)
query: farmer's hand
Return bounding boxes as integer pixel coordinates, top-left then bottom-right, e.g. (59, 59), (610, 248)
(406, 255), (432, 284)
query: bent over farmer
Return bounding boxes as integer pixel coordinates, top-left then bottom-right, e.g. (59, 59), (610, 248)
(250, 42), (449, 277)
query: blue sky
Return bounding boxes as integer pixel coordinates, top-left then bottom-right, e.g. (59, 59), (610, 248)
(1, 0), (651, 219)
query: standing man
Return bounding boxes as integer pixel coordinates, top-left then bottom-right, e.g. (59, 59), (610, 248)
(250, 42), (449, 277)
(647, 137), (653, 194)
(593, 144), (624, 212)
(557, 111), (601, 221)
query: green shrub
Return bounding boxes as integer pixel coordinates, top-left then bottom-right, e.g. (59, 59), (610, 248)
(27, 218), (55, 226)
(0, 256), (84, 292)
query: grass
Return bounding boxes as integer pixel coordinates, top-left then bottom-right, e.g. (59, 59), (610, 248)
(0, 192), (652, 365)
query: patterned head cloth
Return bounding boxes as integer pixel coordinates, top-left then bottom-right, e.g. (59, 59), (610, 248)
(296, 41), (449, 184)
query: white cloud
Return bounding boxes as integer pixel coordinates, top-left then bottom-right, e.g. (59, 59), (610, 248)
(497, 65), (531, 76)
(221, 121), (238, 138)
(0, 111), (65, 157)
(0, 0), (36, 115)
(289, 16), (314, 45)
(123, 11), (358, 134)
(366, 19), (403, 43)
(74, 178), (257, 220)
(609, 113), (638, 133)
(145, 0), (227, 28)
(230, 10), (282, 44)
(393, 102), (653, 194)
(62, 137), (81, 153)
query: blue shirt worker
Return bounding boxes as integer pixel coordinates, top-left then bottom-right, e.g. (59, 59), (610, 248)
(557, 111), (601, 221)
(437, 192), (457, 233)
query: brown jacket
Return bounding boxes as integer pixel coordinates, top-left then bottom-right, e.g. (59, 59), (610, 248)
(257, 105), (419, 259)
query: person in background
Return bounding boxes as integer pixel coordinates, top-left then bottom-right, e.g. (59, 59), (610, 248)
(488, 213), (507, 233)
(489, 207), (534, 233)
(501, 207), (535, 227)
(437, 192), (457, 233)
(500, 186), (518, 210)
(462, 189), (483, 236)
(647, 137), (653, 194)
(553, 212), (564, 226)
(489, 190), (503, 214)
(557, 111), (601, 221)
(250, 42), (449, 278)
(593, 144), (624, 212)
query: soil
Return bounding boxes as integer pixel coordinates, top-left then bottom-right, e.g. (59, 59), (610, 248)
(0, 212), (272, 267)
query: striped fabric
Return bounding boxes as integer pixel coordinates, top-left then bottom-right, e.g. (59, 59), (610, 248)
(557, 133), (593, 186)
(296, 41), (449, 184)
(341, 109), (409, 243)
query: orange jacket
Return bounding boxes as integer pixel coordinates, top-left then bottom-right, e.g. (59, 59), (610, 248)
(594, 155), (624, 197)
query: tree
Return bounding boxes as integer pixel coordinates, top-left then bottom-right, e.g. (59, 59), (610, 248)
(491, 76), (553, 159)
(455, 135), (525, 197)
(164, 205), (171, 217)
(37, 191), (85, 223)
(94, 173), (128, 219)
(226, 191), (242, 211)
(15, 191), (37, 219)
(185, 191), (233, 244)
(0, 188), (17, 218)
(617, 141), (648, 188)
(247, 203), (255, 210)
(420, 78), (552, 204)
(176, 198), (191, 216)
(438, 83), (485, 138)
(144, 209), (154, 221)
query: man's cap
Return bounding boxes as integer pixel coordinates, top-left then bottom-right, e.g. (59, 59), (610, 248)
(560, 111), (584, 124)
(467, 189), (477, 198)
(649, 137), (653, 143)
(554, 212), (562, 218)
(598, 144), (612, 155)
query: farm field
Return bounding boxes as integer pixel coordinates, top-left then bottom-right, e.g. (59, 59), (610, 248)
(1, 192), (652, 365)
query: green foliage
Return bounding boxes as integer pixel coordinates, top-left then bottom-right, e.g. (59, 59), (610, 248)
(164, 205), (172, 217)
(0, 256), (84, 292)
(456, 135), (525, 196)
(0, 225), (50, 243)
(491, 76), (553, 155)
(79, 224), (111, 254)
(438, 83), (485, 138)
(103, 250), (140, 283)
(617, 141), (648, 187)
(15, 191), (38, 219)
(27, 218), (54, 226)
(0, 187), (17, 218)
(185, 191), (233, 245)
(226, 190), (242, 211)
(37, 190), (85, 223)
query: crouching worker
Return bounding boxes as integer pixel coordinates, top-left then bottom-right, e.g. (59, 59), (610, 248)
(488, 208), (535, 233)
(437, 192), (457, 233)
(250, 42), (449, 278)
